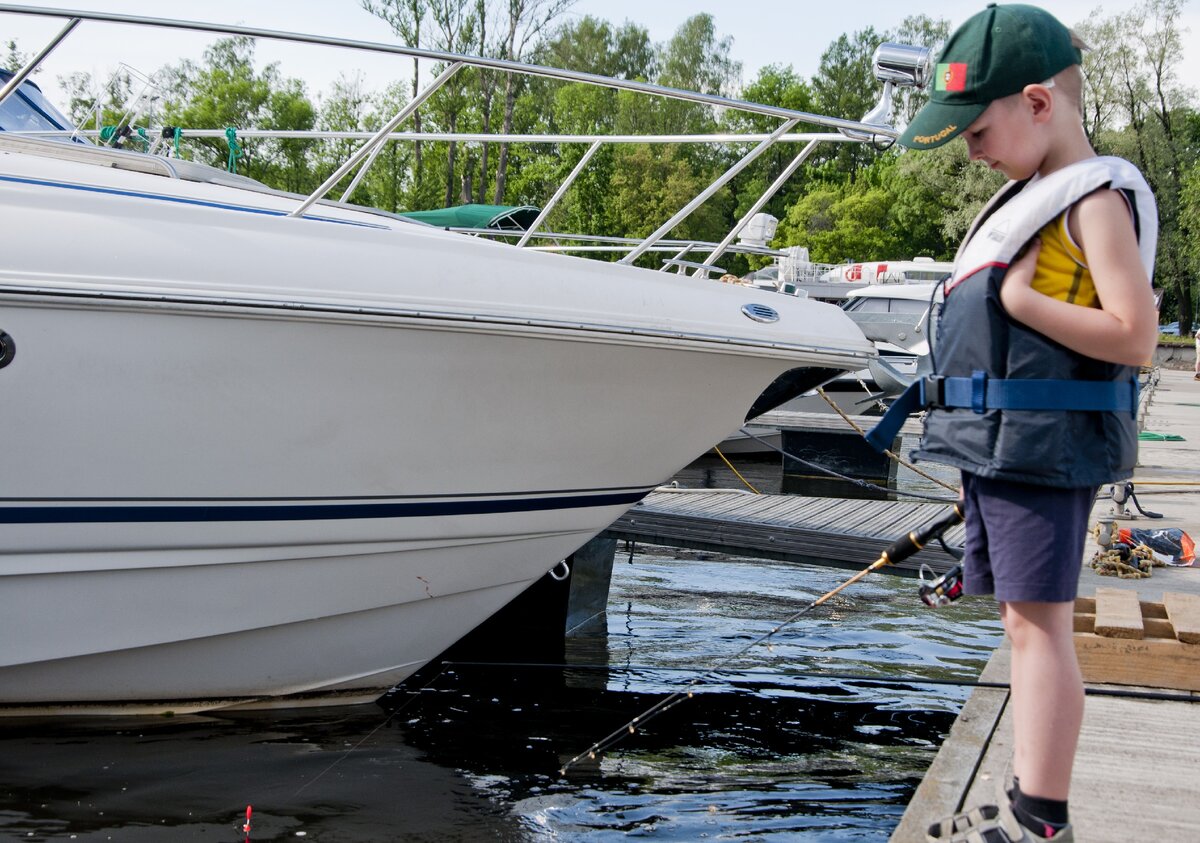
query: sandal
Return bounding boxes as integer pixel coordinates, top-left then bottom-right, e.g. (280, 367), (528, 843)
(925, 799), (1073, 842)
(926, 804), (1000, 841)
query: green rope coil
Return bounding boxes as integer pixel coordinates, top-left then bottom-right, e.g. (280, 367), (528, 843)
(99, 124), (149, 153)
(225, 127), (242, 173)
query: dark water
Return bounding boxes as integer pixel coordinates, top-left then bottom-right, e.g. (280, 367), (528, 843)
(0, 548), (1002, 842)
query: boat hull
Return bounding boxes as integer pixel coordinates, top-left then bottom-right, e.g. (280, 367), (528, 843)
(0, 294), (856, 711)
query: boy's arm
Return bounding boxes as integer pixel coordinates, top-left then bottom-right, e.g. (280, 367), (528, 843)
(999, 189), (1158, 367)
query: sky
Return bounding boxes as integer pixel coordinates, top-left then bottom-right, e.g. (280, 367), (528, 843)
(3, 0), (1197, 106)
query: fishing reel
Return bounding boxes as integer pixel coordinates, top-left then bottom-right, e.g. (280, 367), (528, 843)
(918, 563), (964, 607)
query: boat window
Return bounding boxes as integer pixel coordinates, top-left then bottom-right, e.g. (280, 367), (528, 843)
(0, 70), (81, 140)
(847, 298), (890, 313)
(889, 299), (929, 314)
(902, 270), (951, 281)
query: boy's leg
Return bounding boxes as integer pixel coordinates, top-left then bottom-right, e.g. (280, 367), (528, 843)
(1001, 599), (1083, 801)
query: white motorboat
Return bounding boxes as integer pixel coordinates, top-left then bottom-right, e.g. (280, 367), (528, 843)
(822, 281), (943, 396)
(0, 7), (929, 714)
(840, 281), (942, 352)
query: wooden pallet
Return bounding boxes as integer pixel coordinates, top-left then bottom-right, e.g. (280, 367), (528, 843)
(1073, 588), (1200, 691)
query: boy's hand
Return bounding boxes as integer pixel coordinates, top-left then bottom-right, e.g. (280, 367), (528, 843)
(999, 237), (1042, 314)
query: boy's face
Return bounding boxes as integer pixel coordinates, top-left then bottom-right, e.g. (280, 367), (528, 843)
(960, 93), (1045, 181)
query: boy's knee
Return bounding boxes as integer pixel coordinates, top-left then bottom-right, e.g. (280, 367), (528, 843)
(1001, 601), (1075, 645)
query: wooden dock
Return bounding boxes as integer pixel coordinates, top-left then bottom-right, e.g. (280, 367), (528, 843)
(892, 367), (1200, 842)
(750, 406), (924, 437)
(604, 487), (962, 577)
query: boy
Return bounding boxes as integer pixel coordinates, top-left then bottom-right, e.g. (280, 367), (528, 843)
(897, 5), (1159, 842)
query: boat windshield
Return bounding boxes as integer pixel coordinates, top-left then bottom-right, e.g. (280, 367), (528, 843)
(0, 69), (81, 139)
(842, 296), (929, 314)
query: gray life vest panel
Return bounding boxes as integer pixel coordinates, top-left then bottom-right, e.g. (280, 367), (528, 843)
(912, 156), (1158, 487)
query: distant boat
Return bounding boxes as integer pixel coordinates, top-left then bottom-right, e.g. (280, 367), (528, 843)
(833, 282), (940, 394)
(823, 257), (952, 287)
(399, 203), (541, 231)
(738, 254), (952, 304)
(841, 281), (940, 352)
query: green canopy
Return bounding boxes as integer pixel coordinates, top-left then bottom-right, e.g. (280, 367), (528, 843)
(399, 204), (540, 231)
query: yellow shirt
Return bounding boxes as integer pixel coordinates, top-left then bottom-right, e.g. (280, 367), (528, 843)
(1029, 210), (1098, 308)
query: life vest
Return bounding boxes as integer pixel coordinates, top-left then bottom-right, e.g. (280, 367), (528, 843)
(875, 156), (1157, 487)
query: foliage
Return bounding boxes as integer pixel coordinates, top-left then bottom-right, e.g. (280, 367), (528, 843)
(4, 39), (30, 73)
(11, 2), (1194, 293)
(1078, 0), (1198, 329)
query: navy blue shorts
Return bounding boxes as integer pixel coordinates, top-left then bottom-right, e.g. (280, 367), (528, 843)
(960, 472), (1098, 603)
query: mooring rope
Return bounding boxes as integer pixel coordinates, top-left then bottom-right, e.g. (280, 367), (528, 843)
(736, 427), (957, 503)
(711, 445), (762, 494)
(816, 387), (959, 493)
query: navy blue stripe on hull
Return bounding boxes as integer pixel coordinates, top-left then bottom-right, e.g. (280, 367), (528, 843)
(0, 173), (388, 228)
(0, 490), (650, 524)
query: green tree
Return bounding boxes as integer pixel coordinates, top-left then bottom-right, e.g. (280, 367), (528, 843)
(360, 0), (430, 185)
(313, 75), (374, 202)
(4, 39), (31, 73)
(58, 69), (139, 137)
(891, 15), (951, 125)
(774, 180), (899, 263)
(609, 142), (733, 266)
(1080, 0), (1196, 332)
(655, 13), (739, 138)
(538, 16), (655, 80)
(721, 64), (816, 228)
(891, 141), (1003, 253)
(810, 27), (885, 178)
(1180, 155), (1200, 330)
(160, 38), (315, 181)
(491, 0), (579, 203)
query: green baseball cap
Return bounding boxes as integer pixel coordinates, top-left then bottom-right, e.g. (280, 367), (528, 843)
(898, 4), (1081, 149)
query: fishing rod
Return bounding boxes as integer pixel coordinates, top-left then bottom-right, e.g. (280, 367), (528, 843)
(558, 501), (965, 775)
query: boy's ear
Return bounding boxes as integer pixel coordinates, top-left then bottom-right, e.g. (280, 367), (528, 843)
(1023, 84), (1055, 122)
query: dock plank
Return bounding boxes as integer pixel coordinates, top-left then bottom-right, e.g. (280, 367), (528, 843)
(1094, 588), (1145, 639)
(605, 489), (962, 577)
(1069, 695), (1200, 842)
(890, 648), (1010, 843)
(1162, 592), (1200, 644)
(753, 408), (923, 437)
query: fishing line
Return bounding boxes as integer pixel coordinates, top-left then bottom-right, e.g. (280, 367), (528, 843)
(291, 661), (453, 796)
(558, 503), (965, 774)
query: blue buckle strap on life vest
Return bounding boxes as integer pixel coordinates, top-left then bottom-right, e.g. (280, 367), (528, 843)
(947, 371), (1139, 415)
(864, 372), (1139, 453)
(864, 378), (924, 452)
(971, 371), (987, 413)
